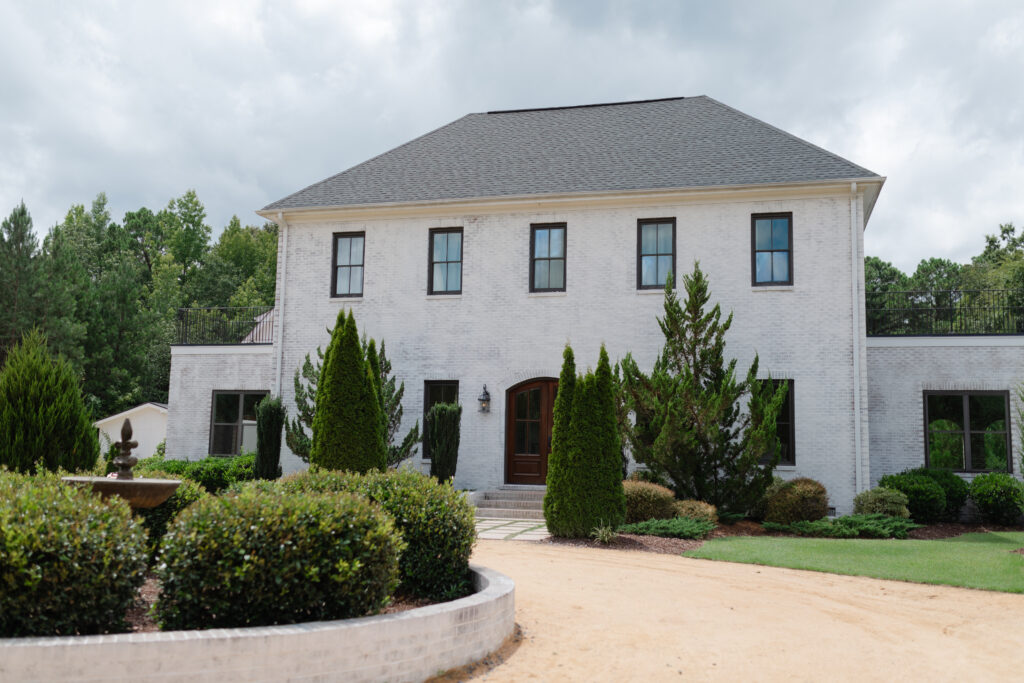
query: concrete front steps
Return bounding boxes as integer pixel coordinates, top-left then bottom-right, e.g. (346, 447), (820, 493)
(473, 486), (545, 520)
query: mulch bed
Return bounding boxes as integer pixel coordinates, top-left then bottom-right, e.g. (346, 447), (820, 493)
(125, 577), (438, 633)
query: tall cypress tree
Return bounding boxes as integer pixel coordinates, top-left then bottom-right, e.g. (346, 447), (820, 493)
(543, 345), (577, 535)
(309, 310), (386, 472)
(0, 329), (99, 473)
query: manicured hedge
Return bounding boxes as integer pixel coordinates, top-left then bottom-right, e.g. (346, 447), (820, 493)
(154, 488), (403, 630)
(623, 480), (676, 523)
(264, 468), (477, 600)
(905, 467), (968, 521)
(134, 476), (207, 563)
(764, 477), (829, 524)
(0, 472), (147, 636)
(878, 473), (946, 523)
(969, 473), (1024, 525)
(135, 453), (255, 493)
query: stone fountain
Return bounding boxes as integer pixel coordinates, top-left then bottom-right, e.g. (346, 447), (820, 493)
(63, 419), (180, 508)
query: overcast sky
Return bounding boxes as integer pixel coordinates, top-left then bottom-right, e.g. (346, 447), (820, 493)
(1, 0), (1021, 273)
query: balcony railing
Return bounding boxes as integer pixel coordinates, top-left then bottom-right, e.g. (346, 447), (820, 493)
(866, 290), (1024, 336)
(174, 307), (275, 345)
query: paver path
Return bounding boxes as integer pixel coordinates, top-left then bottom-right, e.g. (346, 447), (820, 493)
(470, 540), (1024, 681)
(475, 518), (549, 541)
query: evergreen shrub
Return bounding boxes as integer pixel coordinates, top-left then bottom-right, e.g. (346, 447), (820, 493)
(764, 477), (829, 524)
(749, 476), (787, 521)
(265, 468), (476, 600)
(674, 499), (718, 524)
(0, 472), (147, 636)
(0, 330), (99, 473)
(154, 488), (403, 630)
(906, 467), (968, 520)
(255, 395), (285, 480)
(426, 402), (462, 481)
(852, 487), (910, 518)
(968, 473), (1024, 525)
(617, 517), (716, 539)
(878, 473), (946, 523)
(763, 514), (920, 539)
(135, 453), (255, 493)
(622, 480), (677, 523)
(135, 477), (207, 563)
(626, 469), (671, 487)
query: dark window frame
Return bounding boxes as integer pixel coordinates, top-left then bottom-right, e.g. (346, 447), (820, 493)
(423, 380), (459, 460)
(209, 390), (269, 456)
(427, 227), (464, 295)
(923, 390), (1012, 473)
(529, 223), (567, 293)
(751, 212), (793, 286)
(636, 218), (677, 290)
(331, 231), (366, 298)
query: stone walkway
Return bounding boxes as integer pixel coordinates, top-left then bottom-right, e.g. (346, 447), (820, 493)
(475, 518), (550, 541)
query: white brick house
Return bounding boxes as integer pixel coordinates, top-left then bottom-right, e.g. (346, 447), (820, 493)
(166, 96), (1023, 514)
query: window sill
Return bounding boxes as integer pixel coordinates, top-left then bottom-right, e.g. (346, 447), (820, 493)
(426, 293), (462, 300)
(774, 464), (797, 471)
(636, 288), (667, 296)
(527, 291), (567, 298)
(330, 296), (363, 302)
(752, 285), (795, 293)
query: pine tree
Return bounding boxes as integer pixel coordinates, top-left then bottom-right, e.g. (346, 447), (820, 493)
(0, 202), (44, 362)
(0, 330), (99, 473)
(284, 347), (323, 462)
(309, 310), (386, 472)
(620, 263), (787, 513)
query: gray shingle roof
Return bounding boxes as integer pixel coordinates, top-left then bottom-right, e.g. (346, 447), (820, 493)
(263, 96), (880, 211)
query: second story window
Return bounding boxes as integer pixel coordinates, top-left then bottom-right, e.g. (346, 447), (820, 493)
(530, 224), (566, 292)
(752, 213), (792, 285)
(332, 232), (365, 297)
(637, 218), (675, 289)
(429, 228), (463, 294)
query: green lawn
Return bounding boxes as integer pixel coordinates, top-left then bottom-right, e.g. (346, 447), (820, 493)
(684, 531), (1024, 593)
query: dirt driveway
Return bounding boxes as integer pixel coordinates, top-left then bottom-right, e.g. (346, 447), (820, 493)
(470, 540), (1024, 682)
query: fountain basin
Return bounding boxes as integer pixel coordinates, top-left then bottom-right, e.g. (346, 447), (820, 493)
(62, 476), (181, 509)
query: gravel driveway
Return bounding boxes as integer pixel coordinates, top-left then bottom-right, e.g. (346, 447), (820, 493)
(469, 539), (1024, 681)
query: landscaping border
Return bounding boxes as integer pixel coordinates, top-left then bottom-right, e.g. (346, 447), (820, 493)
(0, 564), (514, 682)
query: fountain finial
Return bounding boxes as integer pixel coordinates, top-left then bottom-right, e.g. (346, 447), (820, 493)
(112, 418), (139, 480)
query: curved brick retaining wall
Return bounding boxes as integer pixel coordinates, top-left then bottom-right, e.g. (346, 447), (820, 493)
(0, 564), (514, 682)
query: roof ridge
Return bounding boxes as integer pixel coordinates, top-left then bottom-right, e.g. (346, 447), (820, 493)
(261, 114), (474, 212)
(701, 96), (878, 178)
(486, 96), (687, 115)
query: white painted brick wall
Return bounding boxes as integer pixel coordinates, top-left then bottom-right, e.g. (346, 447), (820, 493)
(867, 338), (1024, 484)
(259, 193), (868, 512)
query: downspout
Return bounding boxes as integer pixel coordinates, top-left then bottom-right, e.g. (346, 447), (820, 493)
(849, 183), (865, 493)
(274, 211), (289, 396)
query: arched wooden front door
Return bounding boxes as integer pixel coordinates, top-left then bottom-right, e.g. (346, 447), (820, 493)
(505, 378), (557, 485)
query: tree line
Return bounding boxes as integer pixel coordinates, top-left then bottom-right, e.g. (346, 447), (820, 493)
(0, 192), (277, 418)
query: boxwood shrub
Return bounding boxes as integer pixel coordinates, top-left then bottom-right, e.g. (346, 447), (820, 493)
(764, 477), (829, 524)
(623, 480), (676, 523)
(905, 467), (969, 521)
(749, 476), (787, 521)
(878, 473), (946, 523)
(673, 499), (718, 524)
(264, 468), (477, 600)
(968, 473), (1024, 525)
(852, 487), (910, 518)
(154, 488), (403, 630)
(0, 472), (147, 636)
(134, 476), (207, 563)
(136, 453), (255, 493)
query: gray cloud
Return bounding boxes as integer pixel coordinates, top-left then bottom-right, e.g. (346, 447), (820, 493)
(1, 0), (1021, 274)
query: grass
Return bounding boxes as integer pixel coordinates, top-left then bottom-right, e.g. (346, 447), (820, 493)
(684, 531), (1024, 593)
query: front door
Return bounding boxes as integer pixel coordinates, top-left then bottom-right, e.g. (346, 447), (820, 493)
(505, 378), (557, 485)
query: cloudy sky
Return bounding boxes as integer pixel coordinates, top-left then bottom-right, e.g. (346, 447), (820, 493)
(1, 0), (1021, 273)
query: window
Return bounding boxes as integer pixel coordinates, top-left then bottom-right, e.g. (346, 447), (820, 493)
(924, 391), (1010, 472)
(752, 213), (792, 285)
(637, 219), (675, 289)
(423, 381), (459, 459)
(760, 379), (795, 466)
(530, 224), (566, 292)
(210, 390), (268, 455)
(332, 232), (365, 297)
(428, 228), (463, 294)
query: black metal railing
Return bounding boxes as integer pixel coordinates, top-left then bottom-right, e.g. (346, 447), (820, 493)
(174, 307), (275, 345)
(866, 290), (1024, 336)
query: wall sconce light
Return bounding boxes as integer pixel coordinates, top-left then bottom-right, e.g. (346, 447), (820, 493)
(477, 385), (491, 413)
